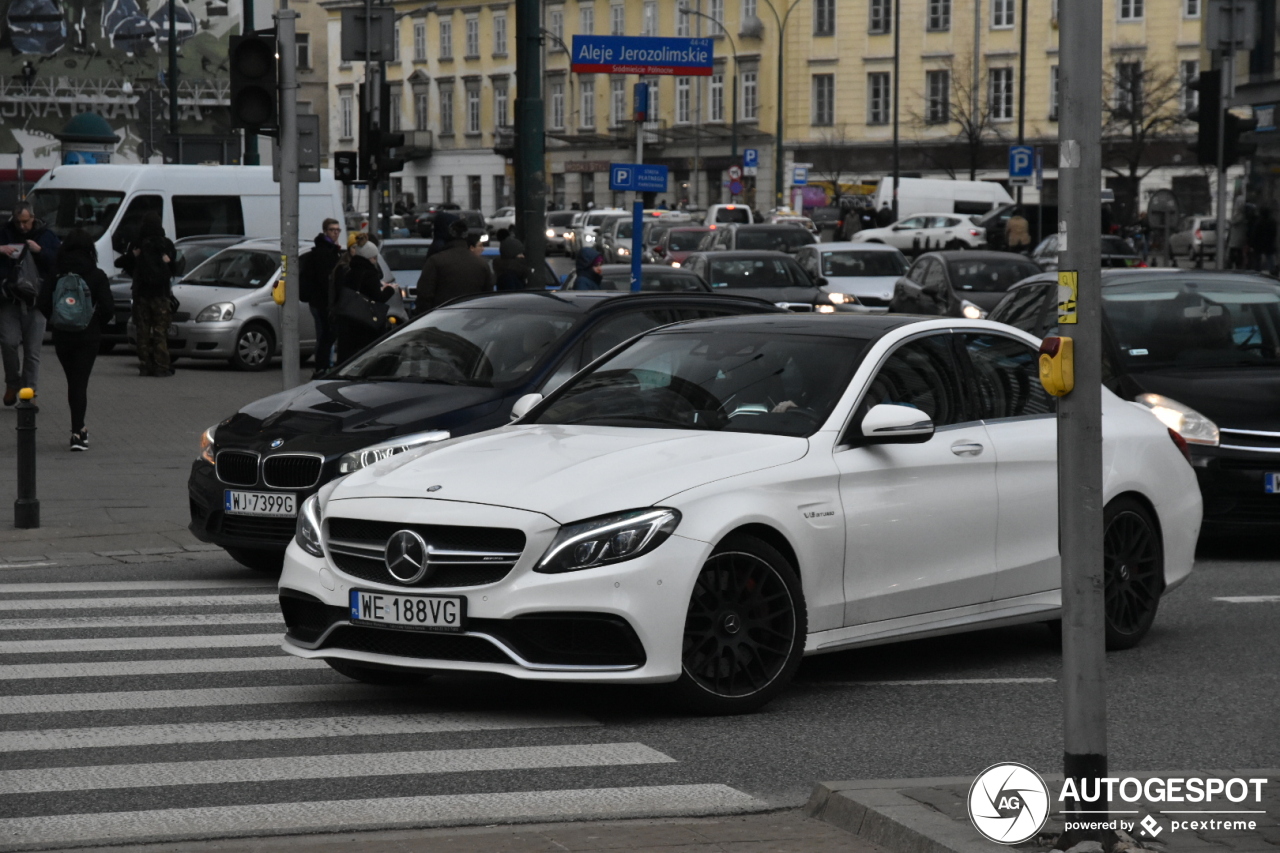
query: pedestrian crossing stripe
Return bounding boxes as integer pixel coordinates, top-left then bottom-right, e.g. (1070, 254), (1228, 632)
(0, 655), (322, 680)
(0, 684), (394, 715)
(0, 612), (281, 630)
(0, 594), (278, 611)
(0, 633), (282, 654)
(0, 580), (275, 594)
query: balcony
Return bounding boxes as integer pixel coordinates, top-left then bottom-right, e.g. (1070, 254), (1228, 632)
(402, 130), (433, 159)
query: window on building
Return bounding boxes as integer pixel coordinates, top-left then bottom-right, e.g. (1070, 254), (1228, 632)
(611, 77), (626, 125)
(870, 0), (891, 33)
(416, 176), (429, 205)
(643, 1), (658, 35)
(413, 22), (427, 61)
(990, 67), (1014, 120)
(868, 72), (890, 124)
(340, 92), (354, 138)
(742, 70), (758, 119)
(440, 85), (454, 134)
(928, 0), (950, 31)
(926, 69), (950, 123)
(1181, 60), (1199, 114)
(296, 32), (310, 68)
(581, 172), (595, 208)
(812, 74), (834, 125)
(992, 0), (1014, 27)
(494, 81), (509, 127)
(611, 3), (624, 35)
(466, 85), (481, 133)
(493, 12), (507, 54)
(469, 175), (482, 210)
(710, 72), (725, 122)
(392, 23), (400, 61)
(494, 174), (507, 207)
(676, 0), (690, 37)
(1115, 61), (1142, 117)
(550, 80), (565, 129)
(710, 0), (725, 30)
(390, 90), (402, 132)
(1119, 0), (1143, 19)
(644, 77), (660, 129)
(676, 76), (691, 123)
(1185, 0), (1200, 17)
(581, 77), (596, 127)
(415, 90), (430, 131)
(550, 6), (565, 46)
(465, 15), (479, 56)
(580, 3), (595, 34)
(442, 175), (454, 204)
(1049, 65), (1059, 121)
(439, 18), (453, 58)
(814, 0), (835, 35)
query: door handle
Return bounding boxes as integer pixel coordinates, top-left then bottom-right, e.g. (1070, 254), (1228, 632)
(951, 441), (984, 457)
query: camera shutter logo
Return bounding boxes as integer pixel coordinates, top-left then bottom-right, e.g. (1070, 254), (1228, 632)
(968, 762), (1051, 844)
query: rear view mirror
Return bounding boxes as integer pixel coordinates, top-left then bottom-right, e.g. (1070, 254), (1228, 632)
(860, 404), (935, 444)
(510, 393), (544, 421)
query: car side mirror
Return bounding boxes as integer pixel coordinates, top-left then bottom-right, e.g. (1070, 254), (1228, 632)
(860, 404), (935, 444)
(816, 276), (830, 287)
(510, 393), (544, 421)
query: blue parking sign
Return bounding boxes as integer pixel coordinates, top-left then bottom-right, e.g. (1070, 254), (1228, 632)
(743, 149), (759, 169)
(1009, 145), (1034, 186)
(610, 164), (633, 191)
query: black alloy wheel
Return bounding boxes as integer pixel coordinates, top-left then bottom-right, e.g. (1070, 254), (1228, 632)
(1102, 496), (1164, 650)
(325, 658), (432, 685)
(672, 533), (806, 715)
(225, 547), (284, 573)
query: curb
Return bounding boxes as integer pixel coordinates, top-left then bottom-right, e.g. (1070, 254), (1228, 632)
(806, 778), (999, 853)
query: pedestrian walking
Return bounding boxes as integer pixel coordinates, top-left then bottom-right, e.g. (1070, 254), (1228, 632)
(301, 218), (344, 374)
(35, 230), (112, 451)
(425, 211), (458, 259)
(1255, 208), (1278, 274)
(332, 237), (396, 363)
(876, 203), (894, 228)
(572, 248), (605, 290)
(1005, 209), (1031, 254)
(414, 218), (494, 314)
(0, 202), (59, 405)
(116, 212), (178, 376)
(493, 236), (529, 291)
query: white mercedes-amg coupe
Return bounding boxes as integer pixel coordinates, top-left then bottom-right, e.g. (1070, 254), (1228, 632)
(278, 314), (1202, 714)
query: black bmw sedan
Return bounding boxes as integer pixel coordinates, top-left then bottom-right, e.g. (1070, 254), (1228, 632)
(990, 269), (1280, 533)
(679, 250), (857, 312)
(189, 290), (783, 570)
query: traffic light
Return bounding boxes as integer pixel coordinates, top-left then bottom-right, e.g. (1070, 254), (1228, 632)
(1224, 111), (1259, 165)
(334, 151), (358, 184)
(229, 31), (278, 133)
(378, 131), (406, 178)
(1188, 69), (1221, 167)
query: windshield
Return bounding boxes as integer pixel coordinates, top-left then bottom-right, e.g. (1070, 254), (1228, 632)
(533, 331), (866, 436)
(183, 250), (280, 289)
(1101, 236), (1137, 255)
(382, 244), (431, 270)
(547, 212), (576, 227)
(599, 272), (707, 292)
(333, 307), (578, 386)
(460, 212), (486, 228)
(27, 189), (125, 240)
(178, 243), (234, 272)
(1103, 278), (1280, 370)
(615, 220), (633, 238)
(586, 213), (615, 227)
(735, 228), (814, 252)
(707, 257), (811, 289)
(947, 258), (1040, 292)
(668, 230), (709, 250)
(820, 250), (908, 277)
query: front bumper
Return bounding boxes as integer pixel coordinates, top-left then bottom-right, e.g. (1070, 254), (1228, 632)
(278, 497), (708, 683)
(188, 458), (326, 552)
(1192, 445), (1280, 530)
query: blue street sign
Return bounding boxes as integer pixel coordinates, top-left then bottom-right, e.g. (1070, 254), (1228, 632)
(610, 163), (669, 193)
(792, 165), (808, 186)
(729, 179), (743, 196)
(743, 148), (759, 169)
(1009, 145), (1034, 185)
(571, 36), (714, 76)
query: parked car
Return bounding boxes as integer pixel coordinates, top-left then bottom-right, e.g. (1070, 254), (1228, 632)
(681, 250), (857, 312)
(699, 224), (818, 254)
(488, 206), (516, 233)
(794, 242), (909, 310)
(870, 176), (1014, 218)
(407, 202), (461, 237)
(1030, 233), (1145, 272)
(543, 211), (577, 254)
(852, 213), (987, 253)
(276, 312), (1198, 712)
(189, 290), (784, 570)
(647, 226), (712, 266)
(562, 264), (711, 292)
(889, 250), (1040, 317)
(990, 269), (1280, 533)
(766, 214), (819, 235)
(1168, 216), (1218, 261)
(381, 238), (434, 312)
(571, 208), (628, 256)
(599, 215), (637, 263)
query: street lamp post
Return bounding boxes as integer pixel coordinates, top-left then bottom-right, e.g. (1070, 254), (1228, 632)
(680, 7), (739, 198)
(758, 0), (804, 209)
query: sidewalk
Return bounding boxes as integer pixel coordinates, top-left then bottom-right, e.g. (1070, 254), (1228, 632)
(0, 346), (282, 560)
(807, 771), (1280, 853)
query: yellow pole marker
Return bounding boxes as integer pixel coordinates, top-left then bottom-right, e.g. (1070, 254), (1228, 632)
(1038, 336), (1075, 397)
(1057, 270), (1078, 325)
(17, 388), (34, 401)
(273, 255), (286, 306)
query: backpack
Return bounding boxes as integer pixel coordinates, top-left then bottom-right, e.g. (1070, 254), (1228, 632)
(50, 272), (95, 332)
(135, 238), (173, 290)
(2, 248), (40, 306)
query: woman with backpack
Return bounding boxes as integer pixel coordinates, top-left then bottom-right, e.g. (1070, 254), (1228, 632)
(36, 230), (112, 451)
(116, 212), (178, 376)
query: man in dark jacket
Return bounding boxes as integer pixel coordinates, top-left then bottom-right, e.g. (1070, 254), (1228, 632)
(0, 202), (59, 404)
(115, 212), (178, 376)
(492, 236), (529, 291)
(415, 219), (494, 313)
(301, 218), (344, 372)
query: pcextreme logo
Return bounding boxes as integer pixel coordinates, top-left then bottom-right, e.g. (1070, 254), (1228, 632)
(968, 763), (1051, 844)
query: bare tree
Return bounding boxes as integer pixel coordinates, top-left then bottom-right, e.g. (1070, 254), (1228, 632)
(1102, 61), (1191, 225)
(810, 123), (856, 202)
(906, 55), (1005, 180)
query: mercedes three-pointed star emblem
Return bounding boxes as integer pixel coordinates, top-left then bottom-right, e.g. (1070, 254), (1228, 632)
(384, 529), (431, 584)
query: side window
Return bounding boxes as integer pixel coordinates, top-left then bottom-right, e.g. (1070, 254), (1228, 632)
(993, 284), (1056, 337)
(541, 340), (585, 392)
(111, 194), (163, 253)
(581, 308), (676, 363)
(862, 334), (970, 427)
(921, 260), (947, 290)
(172, 196), (245, 239)
(718, 229), (733, 248)
(962, 333), (1055, 420)
(906, 258), (930, 282)
(798, 251), (818, 277)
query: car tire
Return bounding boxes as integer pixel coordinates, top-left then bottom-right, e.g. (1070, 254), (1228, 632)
(230, 323), (275, 372)
(1102, 496), (1164, 650)
(669, 533), (807, 715)
(325, 658), (432, 685)
(225, 547), (284, 573)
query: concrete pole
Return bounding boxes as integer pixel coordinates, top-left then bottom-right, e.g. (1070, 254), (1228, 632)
(243, 0), (259, 164)
(515, 0), (547, 273)
(365, 0), (379, 240)
(972, 0), (981, 145)
(277, 3), (301, 390)
(1016, 0), (1028, 207)
(1215, 7), (1236, 271)
(891, 0), (900, 220)
(1057, 0), (1108, 829)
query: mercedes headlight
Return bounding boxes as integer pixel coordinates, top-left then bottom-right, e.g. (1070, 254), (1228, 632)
(536, 508), (681, 574)
(295, 494), (324, 558)
(336, 430), (451, 474)
(195, 302), (235, 322)
(200, 425), (217, 464)
(1135, 393), (1219, 446)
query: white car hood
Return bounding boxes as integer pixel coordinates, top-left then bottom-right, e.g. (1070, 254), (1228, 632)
(328, 424), (809, 523)
(824, 274), (899, 301)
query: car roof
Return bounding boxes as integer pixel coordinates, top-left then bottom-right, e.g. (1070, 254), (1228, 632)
(441, 289), (778, 313)
(227, 239), (281, 252)
(599, 264), (700, 274)
(810, 241), (904, 252)
(920, 250), (1038, 263)
(686, 250), (796, 260)
(175, 234), (246, 246)
(1009, 268), (1280, 289)
(656, 312), (926, 339)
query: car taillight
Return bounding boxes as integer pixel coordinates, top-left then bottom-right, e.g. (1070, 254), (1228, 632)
(1168, 428), (1192, 464)
(969, 229), (981, 236)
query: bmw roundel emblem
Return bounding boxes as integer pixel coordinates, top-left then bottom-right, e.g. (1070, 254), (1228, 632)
(270, 438), (284, 448)
(384, 530), (431, 584)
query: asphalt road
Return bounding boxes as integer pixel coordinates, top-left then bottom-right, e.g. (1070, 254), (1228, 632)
(0, 537), (1275, 851)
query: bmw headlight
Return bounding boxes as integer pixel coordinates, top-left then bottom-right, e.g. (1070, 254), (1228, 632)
(337, 430), (451, 474)
(295, 495), (324, 558)
(536, 508), (681, 574)
(200, 424), (217, 464)
(195, 302), (235, 322)
(1135, 393), (1219, 446)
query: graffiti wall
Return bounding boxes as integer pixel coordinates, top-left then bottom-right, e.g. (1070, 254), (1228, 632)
(0, 0), (241, 166)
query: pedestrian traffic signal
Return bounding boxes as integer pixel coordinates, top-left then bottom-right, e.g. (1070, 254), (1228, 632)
(1188, 69), (1221, 167)
(334, 151), (358, 184)
(229, 31), (278, 133)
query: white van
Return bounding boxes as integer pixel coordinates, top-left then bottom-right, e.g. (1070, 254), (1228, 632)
(27, 165), (345, 279)
(872, 177), (1014, 219)
(705, 203), (754, 225)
